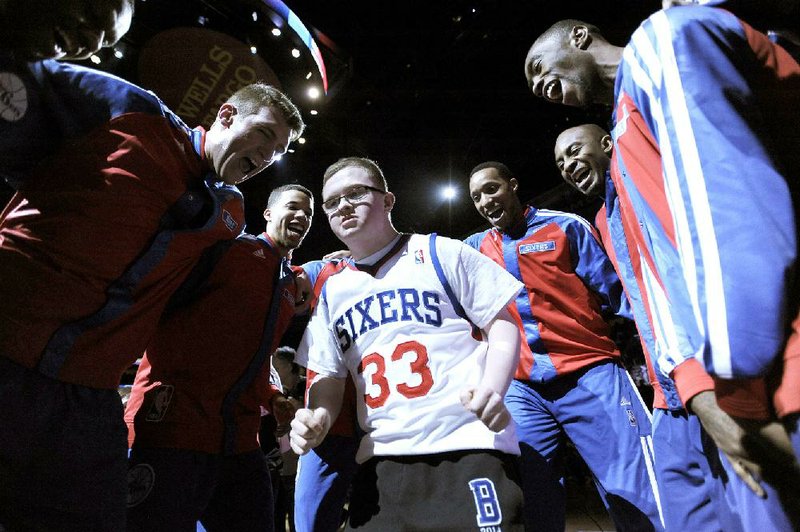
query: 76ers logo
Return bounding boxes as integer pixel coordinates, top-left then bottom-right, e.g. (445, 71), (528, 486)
(0, 72), (28, 122)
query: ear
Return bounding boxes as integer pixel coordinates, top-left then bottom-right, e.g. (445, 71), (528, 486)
(384, 191), (396, 212)
(263, 207), (271, 223)
(509, 177), (519, 192)
(569, 25), (592, 50)
(600, 134), (613, 157)
(216, 103), (237, 128)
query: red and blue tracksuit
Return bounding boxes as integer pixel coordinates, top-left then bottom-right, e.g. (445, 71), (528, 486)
(124, 233), (296, 530)
(601, 176), (745, 531)
(465, 207), (662, 531)
(0, 57), (243, 530)
(612, 4), (799, 421)
(611, 5), (800, 529)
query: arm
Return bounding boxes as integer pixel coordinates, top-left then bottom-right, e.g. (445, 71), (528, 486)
(461, 306), (520, 432)
(289, 375), (345, 454)
(567, 215), (631, 320)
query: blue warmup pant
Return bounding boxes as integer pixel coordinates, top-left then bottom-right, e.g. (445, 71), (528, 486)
(719, 452), (795, 531)
(506, 361), (663, 531)
(651, 408), (741, 532)
(295, 434), (360, 532)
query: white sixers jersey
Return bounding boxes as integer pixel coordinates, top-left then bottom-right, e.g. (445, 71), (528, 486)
(300, 233), (523, 462)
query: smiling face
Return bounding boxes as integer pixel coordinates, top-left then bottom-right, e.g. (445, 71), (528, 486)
(1, 0), (133, 60)
(469, 167), (524, 232)
(554, 125), (612, 198)
(206, 103), (291, 186)
(524, 30), (603, 108)
(264, 189), (313, 256)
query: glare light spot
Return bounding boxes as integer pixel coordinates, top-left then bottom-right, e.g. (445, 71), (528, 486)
(197, 15), (208, 25)
(250, 46), (257, 54)
(271, 28), (281, 36)
(90, 55), (101, 64)
(298, 137), (306, 145)
(251, 11), (258, 21)
(441, 185), (457, 200)
(274, 154), (283, 161)
(288, 148), (295, 153)
(310, 109), (318, 116)
(291, 48), (301, 58)
(113, 49), (123, 59)
(307, 87), (320, 99)
(305, 71), (313, 79)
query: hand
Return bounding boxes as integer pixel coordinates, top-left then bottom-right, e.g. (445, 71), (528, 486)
(289, 408), (331, 455)
(460, 385), (511, 432)
(689, 391), (800, 499)
(323, 249), (351, 260)
(294, 271), (313, 315)
(271, 395), (297, 426)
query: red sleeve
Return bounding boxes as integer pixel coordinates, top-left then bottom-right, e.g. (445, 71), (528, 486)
(671, 357), (715, 406)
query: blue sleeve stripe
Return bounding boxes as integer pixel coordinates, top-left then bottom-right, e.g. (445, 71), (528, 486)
(428, 233), (467, 321)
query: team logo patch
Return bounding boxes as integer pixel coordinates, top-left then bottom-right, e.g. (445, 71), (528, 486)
(252, 248), (266, 258)
(519, 241), (555, 254)
(414, 249), (425, 264)
(0, 72), (28, 122)
(127, 463), (155, 507)
(282, 287), (294, 305)
(626, 408), (638, 428)
(145, 384), (174, 422)
(468, 478), (502, 529)
(222, 209), (238, 231)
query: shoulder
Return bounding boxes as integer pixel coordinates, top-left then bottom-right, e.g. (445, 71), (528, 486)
(632, 6), (743, 51)
(41, 60), (169, 118)
(535, 208), (595, 233)
(463, 229), (492, 249)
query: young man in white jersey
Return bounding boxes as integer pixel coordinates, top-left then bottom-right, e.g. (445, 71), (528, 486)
(289, 157), (525, 531)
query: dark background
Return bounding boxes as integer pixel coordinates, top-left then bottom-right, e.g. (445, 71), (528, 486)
(0, 0), (668, 259)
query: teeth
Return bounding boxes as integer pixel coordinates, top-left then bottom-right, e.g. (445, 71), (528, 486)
(545, 80), (560, 102)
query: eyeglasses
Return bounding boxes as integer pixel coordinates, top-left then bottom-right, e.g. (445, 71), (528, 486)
(321, 184), (386, 214)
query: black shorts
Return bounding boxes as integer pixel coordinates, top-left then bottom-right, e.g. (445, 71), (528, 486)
(347, 449), (524, 531)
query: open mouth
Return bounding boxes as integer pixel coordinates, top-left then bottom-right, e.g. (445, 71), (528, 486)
(240, 157), (258, 177)
(485, 206), (504, 222)
(544, 79), (562, 103)
(52, 27), (74, 57)
(287, 222), (306, 237)
(571, 166), (591, 189)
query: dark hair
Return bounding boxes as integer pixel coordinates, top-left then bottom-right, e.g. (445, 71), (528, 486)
(273, 346), (300, 375)
(322, 157), (388, 191)
(226, 83), (305, 141)
(468, 161), (515, 182)
(266, 183), (313, 209)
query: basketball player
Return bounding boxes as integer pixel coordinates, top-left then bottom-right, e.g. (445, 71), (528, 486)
(0, 59), (303, 530)
(466, 161), (662, 531)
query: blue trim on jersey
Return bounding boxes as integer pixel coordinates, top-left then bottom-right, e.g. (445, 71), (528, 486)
(37, 177), (243, 378)
(501, 211), (557, 382)
(428, 233), (467, 321)
(604, 176), (683, 410)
